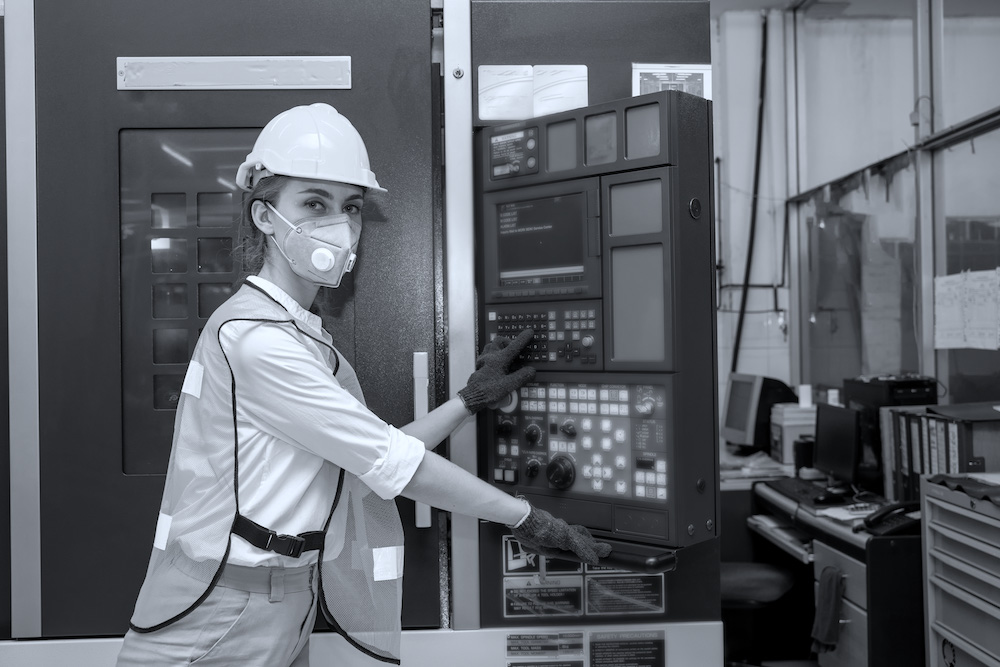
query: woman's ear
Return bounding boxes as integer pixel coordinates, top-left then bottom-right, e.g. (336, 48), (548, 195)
(251, 200), (274, 235)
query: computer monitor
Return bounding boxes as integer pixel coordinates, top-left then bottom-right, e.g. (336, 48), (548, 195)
(812, 403), (862, 492)
(721, 372), (798, 454)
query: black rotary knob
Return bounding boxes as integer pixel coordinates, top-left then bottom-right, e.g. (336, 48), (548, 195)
(546, 455), (576, 490)
(496, 418), (514, 435)
(525, 459), (540, 478)
(524, 423), (542, 445)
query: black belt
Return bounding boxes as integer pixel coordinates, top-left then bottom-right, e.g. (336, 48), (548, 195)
(232, 513), (324, 559)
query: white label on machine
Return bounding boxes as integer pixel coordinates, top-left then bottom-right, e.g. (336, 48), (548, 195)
(117, 56), (352, 90)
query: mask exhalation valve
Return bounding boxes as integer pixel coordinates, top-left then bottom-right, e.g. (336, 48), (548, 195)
(312, 248), (337, 272)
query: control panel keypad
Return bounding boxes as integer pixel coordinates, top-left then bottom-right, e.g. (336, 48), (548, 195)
(488, 380), (670, 507)
(486, 300), (603, 369)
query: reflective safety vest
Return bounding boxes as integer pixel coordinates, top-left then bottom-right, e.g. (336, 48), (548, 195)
(128, 282), (406, 664)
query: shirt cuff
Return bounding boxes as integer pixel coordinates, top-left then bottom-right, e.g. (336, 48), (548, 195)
(357, 427), (426, 500)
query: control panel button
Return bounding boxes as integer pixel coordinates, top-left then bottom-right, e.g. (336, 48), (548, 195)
(525, 460), (540, 478)
(524, 423), (542, 445)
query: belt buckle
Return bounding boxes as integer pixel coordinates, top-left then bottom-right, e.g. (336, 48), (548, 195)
(266, 531), (305, 558)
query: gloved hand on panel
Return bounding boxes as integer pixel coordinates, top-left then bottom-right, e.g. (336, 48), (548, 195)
(458, 328), (536, 414)
(511, 504), (612, 566)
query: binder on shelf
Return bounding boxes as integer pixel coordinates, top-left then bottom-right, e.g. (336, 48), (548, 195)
(879, 406), (899, 501)
(926, 402), (999, 474)
(882, 403), (1000, 501)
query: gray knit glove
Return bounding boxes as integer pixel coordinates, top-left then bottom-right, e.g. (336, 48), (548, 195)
(458, 329), (536, 414)
(511, 505), (612, 566)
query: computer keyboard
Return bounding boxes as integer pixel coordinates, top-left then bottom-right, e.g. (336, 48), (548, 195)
(765, 477), (846, 508)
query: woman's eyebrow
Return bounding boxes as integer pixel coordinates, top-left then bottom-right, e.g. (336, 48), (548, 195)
(297, 187), (334, 198)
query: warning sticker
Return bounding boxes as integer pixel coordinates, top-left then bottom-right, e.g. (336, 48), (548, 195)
(503, 576), (585, 618)
(586, 575), (665, 616)
(590, 631), (665, 667)
(504, 536), (583, 575)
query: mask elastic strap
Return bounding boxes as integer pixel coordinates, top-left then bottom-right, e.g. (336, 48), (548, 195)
(264, 202), (300, 266)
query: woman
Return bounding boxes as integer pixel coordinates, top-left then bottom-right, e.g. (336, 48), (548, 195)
(117, 103), (609, 667)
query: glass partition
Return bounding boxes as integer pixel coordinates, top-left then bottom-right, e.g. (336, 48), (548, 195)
(800, 156), (919, 391)
(938, 125), (1000, 402)
(940, 0), (1000, 128)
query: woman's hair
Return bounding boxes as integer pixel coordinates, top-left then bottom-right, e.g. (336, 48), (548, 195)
(234, 174), (289, 279)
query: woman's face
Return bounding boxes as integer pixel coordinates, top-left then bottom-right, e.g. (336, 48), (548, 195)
(260, 177), (367, 287)
(269, 177), (365, 237)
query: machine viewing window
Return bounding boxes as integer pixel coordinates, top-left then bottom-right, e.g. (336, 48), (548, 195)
(611, 245), (665, 362)
(610, 179), (663, 236)
(626, 103), (661, 159)
(585, 112), (617, 165)
(120, 127), (256, 475)
(547, 119), (577, 172)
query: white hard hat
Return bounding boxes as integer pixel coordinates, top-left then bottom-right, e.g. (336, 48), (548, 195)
(236, 103), (386, 192)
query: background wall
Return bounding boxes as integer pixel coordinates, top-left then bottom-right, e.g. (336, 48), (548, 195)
(712, 10), (792, 411)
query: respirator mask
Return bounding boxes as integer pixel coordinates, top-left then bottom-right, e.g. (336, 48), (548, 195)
(266, 202), (360, 288)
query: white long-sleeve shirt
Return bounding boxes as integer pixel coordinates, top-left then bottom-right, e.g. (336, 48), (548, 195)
(221, 276), (426, 566)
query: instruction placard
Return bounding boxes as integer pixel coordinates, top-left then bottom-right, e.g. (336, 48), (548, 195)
(586, 575), (665, 615)
(590, 631), (665, 667)
(504, 576), (585, 618)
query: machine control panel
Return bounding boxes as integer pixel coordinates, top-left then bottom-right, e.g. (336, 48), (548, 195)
(486, 300), (603, 369)
(486, 374), (673, 542)
(488, 127), (540, 180)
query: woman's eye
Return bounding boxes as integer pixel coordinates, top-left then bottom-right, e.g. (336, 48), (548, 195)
(343, 203), (361, 215)
(305, 200), (326, 212)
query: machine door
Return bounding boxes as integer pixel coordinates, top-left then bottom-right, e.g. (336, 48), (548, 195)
(29, 0), (440, 637)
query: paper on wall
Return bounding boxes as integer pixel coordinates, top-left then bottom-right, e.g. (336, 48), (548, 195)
(934, 269), (1000, 350)
(477, 65), (534, 121)
(963, 269), (1000, 349)
(934, 273), (966, 349)
(532, 65), (588, 116)
(478, 65), (588, 121)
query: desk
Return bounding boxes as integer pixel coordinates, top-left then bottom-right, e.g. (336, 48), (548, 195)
(752, 481), (925, 667)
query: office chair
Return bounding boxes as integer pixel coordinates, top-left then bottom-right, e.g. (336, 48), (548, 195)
(721, 561), (795, 666)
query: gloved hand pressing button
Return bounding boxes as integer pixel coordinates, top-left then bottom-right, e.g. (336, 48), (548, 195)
(511, 504), (613, 566)
(459, 328), (536, 414)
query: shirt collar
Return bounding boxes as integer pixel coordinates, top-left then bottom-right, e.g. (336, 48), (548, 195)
(246, 276), (326, 337)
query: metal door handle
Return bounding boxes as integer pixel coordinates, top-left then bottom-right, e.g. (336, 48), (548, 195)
(413, 353), (432, 528)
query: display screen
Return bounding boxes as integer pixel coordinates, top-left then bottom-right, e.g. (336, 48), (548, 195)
(497, 194), (586, 283)
(813, 403), (860, 485)
(724, 379), (754, 431)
